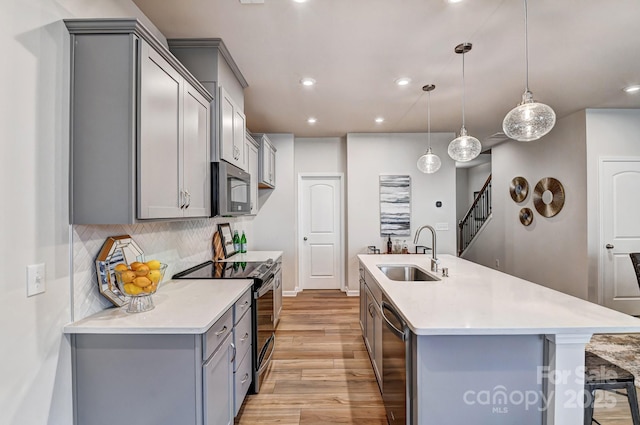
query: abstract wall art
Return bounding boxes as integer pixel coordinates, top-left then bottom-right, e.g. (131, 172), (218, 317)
(380, 175), (411, 237)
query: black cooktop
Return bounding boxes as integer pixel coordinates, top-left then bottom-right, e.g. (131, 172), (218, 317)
(172, 259), (275, 281)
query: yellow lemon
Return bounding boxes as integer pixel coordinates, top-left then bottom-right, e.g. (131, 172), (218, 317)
(148, 269), (162, 284)
(145, 260), (161, 270)
(124, 283), (142, 295)
(119, 270), (136, 283)
(132, 276), (152, 288)
(114, 263), (129, 272)
(130, 261), (144, 271)
(134, 264), (150, 277)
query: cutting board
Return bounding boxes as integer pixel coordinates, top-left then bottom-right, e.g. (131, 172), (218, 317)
(212, 231), (225, 261)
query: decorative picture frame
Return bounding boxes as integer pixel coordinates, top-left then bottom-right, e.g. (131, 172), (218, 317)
(95, 235), (144, 307)
(379, 175), (411, 237)
(217, 223), (236, 258)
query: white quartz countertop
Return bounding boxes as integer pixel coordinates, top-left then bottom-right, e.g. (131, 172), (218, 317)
(358, 254), (640, 336)
(63, 279), (253, 334)
(221, 251), (283, 263)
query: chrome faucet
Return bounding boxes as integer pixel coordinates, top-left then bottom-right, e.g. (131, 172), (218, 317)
(414, 225), (439, 272)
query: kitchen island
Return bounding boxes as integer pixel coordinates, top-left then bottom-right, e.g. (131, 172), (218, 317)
(358, 254), (640, 425)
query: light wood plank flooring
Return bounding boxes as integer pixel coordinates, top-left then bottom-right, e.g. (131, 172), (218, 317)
(235, 290), (387, 425)
(235, 290), (639, 424)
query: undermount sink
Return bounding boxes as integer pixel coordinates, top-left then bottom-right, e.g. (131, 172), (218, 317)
(377, 264), (440, 282)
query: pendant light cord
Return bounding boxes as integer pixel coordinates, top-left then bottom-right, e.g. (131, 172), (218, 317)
(427, 90), (432, 149)
(461, 51), (466, 128)
(524, 0), (529, 92)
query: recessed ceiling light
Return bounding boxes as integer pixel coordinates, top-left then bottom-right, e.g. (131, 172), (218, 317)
(395, 77), (411, 86)
(293, 0), (308, 3)
(375, 117), (385, 123)
(300, 77), (316, 86)
(624, 85), (640, 93)
(445, 0), (464, 3)
(307, 117), (317, 124)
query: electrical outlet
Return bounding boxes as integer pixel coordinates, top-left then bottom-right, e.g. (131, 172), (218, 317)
(435, 223), (449, 231)
(27, 263), (46, 297)
(495, 259), (500, 269)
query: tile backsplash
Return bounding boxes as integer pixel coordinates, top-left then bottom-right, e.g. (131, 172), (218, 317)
(72, 217), (244, 321)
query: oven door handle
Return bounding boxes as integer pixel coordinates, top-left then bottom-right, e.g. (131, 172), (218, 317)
(255, 278), (274, 298)
(257, 334), (276, 375)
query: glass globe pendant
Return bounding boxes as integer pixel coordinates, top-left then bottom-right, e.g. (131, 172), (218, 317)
(502, 0), (556, 142)
(448, 43), (481, 162)
(417, 84), (441, 174)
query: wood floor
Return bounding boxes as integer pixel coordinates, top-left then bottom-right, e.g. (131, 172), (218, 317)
(235, 290), (639, 425)
(235, 290), (387, 425)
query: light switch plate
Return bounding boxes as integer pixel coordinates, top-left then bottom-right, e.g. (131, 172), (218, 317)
(27, 263), (46, 297)
(435, 222), (449, 231)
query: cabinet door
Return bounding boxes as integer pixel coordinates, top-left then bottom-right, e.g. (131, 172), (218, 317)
(182, 83), (210, 217)
(204, 333), (234, 425)
(364, 287), (374, 356)
(219, 88), (235, 165)
(246, 139), (259, 214)
(260, 140), (271, 186)
(139, 41), (183, 219)
(234, 109), (246, 171)
(268, 147), (276, 186)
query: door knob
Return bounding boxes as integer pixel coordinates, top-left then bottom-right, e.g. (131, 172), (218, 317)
(606, 244), (614, 249)
(303, 237), (308, 241)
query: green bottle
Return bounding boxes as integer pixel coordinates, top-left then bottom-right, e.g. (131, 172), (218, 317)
(240, 231), (247, 253)
(233, 230), (240, 252)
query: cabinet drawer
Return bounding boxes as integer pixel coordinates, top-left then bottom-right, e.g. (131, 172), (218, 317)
(234, 348), (253, 417)
(233, 307), (252, 371)
(204, 308), (233, 361)
(234, 289), (252, 324)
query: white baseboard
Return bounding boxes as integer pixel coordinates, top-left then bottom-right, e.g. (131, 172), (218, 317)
(346, 289), (360, 297)
(283, 290), (299, 297)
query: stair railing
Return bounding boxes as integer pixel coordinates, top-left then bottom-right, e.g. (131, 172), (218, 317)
(458, 174), (492, 256)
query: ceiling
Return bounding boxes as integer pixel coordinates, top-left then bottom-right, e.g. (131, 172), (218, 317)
(132, 0), (640, 148)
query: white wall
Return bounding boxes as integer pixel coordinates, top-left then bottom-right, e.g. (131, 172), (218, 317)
(467, 111), (589, 298)
(346, 133), (456, 292)
(0, 1), (165, 424)
(456, 168), (469, 224)
(252, 134), (296, 293)
(467, 161), (492, 205)
(585, 109), (640, 302)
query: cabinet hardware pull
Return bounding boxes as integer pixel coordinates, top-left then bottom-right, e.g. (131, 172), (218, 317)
(215, 325), (227, 336)
(606, 244), (614, 249)
(179, 190), (186, 209)
(241, 373), (249, 384)
(241, 300), (249, 308)
(241, 332), (249, 342)
(230, 342), (236, 363)
(368, 303), (375, 317)
(184, 190), (191, 209)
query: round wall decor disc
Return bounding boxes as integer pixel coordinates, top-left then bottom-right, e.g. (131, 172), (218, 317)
(533, 177), (565, 217)
(519, 207), (533, 226)
(510, 176), (529, 203)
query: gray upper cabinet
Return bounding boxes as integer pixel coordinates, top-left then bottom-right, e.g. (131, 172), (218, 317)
(253, 134), (277, 188)
(245, 134), (260, 215)
(65, 19), (213, 224)
(168, 39), (249, 171)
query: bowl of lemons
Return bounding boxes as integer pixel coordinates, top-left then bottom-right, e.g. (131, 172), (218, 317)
(114, 260), (167, 313)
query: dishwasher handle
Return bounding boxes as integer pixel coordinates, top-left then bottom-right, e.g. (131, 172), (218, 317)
(381, 301), (407, 341)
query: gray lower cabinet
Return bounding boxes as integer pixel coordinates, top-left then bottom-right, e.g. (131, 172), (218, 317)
(70, 289), (252, 425)
(65, 19), (212, 224)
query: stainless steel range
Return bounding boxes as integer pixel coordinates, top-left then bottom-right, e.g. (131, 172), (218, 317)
(172, 259), (279, 393)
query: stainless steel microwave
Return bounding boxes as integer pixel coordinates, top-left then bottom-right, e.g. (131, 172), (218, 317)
(212, 162), (252, 216)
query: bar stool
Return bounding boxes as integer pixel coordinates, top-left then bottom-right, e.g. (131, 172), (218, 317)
(584, 351), (640, 425)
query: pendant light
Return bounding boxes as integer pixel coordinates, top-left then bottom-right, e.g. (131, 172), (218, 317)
(502, 0), (556, 141)
(448, 43), (481, 162)
(417, 84), (441, 174)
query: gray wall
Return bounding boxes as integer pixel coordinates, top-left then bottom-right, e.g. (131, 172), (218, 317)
(346, 132), (457, 292)
(465, 111), (589, 299)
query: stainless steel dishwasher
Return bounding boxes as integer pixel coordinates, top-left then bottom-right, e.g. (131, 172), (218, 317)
(381, 296), (412, 425)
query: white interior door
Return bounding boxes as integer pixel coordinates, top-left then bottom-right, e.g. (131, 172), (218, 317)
(299, 175), (343, 290)
(601, 159), (640, 314)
